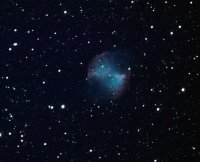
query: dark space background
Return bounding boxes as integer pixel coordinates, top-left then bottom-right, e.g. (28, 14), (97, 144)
(0, 0), (200, 161)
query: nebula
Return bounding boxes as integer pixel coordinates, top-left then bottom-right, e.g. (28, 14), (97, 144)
(87, 51), (131, 101)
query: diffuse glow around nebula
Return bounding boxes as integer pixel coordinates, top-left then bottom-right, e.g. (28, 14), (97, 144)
(87, 51), (131, 100)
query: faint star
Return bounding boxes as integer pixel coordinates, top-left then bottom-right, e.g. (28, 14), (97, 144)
(13, 42), (18, 46)
(181, 87), (186, 92)
(61, 104), (65, 109)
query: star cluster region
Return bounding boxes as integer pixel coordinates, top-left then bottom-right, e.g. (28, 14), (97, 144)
(0, 1), (200, 162)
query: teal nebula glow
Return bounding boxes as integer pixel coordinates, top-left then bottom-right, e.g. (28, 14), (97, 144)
(92, 62), (125, 93)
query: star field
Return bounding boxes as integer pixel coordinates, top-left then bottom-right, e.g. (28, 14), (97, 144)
(0, 0), (200, 161)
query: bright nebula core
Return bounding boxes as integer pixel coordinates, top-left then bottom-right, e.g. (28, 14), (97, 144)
(87, 51), (131, 101)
